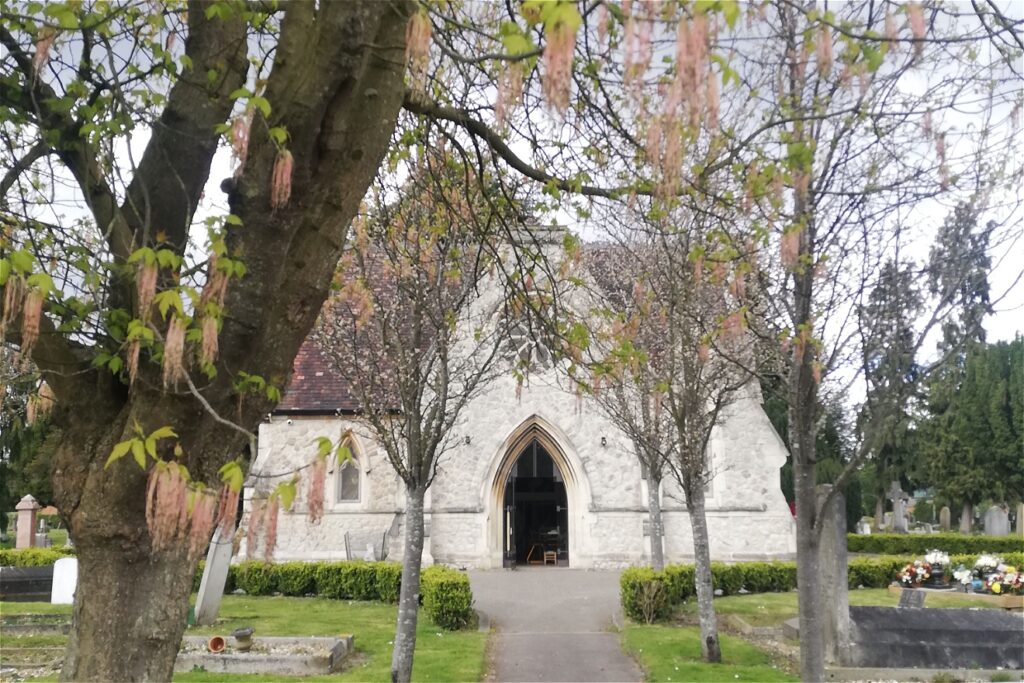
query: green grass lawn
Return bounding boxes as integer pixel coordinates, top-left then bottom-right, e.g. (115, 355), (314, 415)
(677, 588), (1001, 627)
(0, 596), (486, 682)
(622, 624), (797, 682)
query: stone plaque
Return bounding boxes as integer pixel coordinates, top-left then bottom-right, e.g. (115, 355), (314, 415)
(939, 506), (951, 531)
(897, 588), (926, 608)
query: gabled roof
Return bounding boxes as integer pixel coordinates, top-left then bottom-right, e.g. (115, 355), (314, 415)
(275, 340), (360, 414)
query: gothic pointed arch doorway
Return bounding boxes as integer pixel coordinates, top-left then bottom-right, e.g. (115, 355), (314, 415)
(486, 417), (588, 568)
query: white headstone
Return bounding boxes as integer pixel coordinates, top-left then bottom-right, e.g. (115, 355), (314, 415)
(984, 505), (1010, 536)
(50, 557), (78, 604)
(939, 506), (951, 531)
(363, 543), (376, 561)
(194, 528), (234, 626)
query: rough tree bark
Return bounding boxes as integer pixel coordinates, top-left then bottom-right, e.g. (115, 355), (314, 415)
(647, 473), (665, 571)
(960, 501), (973, 533)
(686, 482), (721, 663)
(391, 485), (427, 683)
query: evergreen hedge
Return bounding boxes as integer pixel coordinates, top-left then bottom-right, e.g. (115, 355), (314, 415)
(621, 552), (1024, 622)
(847, 533), (1023, 555)
(421, 565), (474, 630)
(188, 560), (471, 630)
(0, 546), (76, 567)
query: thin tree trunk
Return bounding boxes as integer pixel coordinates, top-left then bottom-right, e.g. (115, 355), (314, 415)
(960, 501), (973, 533)
(648, 473), (665, 571)
(794, 458), (825, 682)
(391, 485), (426, 683)
(874, 496), (884, 531)
(686, 482), (721, 663)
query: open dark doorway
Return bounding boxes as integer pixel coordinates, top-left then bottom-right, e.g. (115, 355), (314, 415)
(502, 439), (568, 567)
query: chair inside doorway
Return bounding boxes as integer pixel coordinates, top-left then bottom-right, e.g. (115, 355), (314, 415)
(503, 438), (569, 566)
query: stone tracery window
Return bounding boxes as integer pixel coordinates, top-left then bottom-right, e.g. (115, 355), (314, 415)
(504, 320), (552, 369)
(335, 436), (361, 503)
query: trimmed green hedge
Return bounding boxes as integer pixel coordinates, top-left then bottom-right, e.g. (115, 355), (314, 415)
(188, 560), (471, 630)
(0, 546), (76, 567)
(847, 533), (1023, 555)
(621, 552), (1024, 622)
(421, 565), (474, 630)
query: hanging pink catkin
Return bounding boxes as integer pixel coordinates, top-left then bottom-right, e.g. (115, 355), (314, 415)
(263, 496), (280, 562)
(32, 28), (57, 74)
(270, 150), (294, 209)
(189, 490), (217, 560)
(162, 316), (187, 389)
(307, 457), (327, 525)
(20, 289), (43, 360)
(246, 498), (265, 560)
(216, 484), (240, 536)
(136, 262), (157, 321)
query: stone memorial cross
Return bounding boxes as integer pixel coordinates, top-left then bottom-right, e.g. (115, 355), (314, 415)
(888, 481), (908, 534)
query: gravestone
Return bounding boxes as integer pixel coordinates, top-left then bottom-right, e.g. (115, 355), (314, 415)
(984, 505), (1010, 536)
(50, 557), (78, 604)
(817, 485), (850, 666)
(15, 495), (40, 549)
(897, 588), (926, 608)
(888, 482), (908, 534)
(1017, 502), (1024, 538)
(939, 506), (951, 531)
(195, 528), (233, 626)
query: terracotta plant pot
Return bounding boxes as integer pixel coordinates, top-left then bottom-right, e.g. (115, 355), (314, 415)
(207, 636), (226, 654)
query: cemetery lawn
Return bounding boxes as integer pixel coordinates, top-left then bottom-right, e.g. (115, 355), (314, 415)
(0, 596), (486, 682)
(678, 588), (1002, 627)
(622, 624), (797, 682)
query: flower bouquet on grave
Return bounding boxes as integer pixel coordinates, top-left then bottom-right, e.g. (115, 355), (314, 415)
(952, 565), (974, 592)
(923, 550), (950, 586)
(984, 568), (1022, 596)
(896, 560), (931, 587)
(971, 553), (1003, 591)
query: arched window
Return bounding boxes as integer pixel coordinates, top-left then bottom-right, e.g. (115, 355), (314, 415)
(334, 435), (361, 503)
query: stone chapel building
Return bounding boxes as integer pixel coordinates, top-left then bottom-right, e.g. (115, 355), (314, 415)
(248, 237), (797, 569)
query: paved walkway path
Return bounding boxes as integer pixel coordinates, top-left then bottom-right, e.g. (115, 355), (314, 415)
(469, 568), (643, 683)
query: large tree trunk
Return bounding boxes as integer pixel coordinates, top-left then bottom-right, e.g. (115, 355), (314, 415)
(686, 482), (721, 663)
(874, 496), (884, 531)
(648, 473), (665, 571)
(53, 409), (204, 681)
(391, 485), (426, 683)
(959, 501), (973, 533)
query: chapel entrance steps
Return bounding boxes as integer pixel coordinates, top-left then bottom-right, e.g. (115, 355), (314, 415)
(469, 568), (643, 682)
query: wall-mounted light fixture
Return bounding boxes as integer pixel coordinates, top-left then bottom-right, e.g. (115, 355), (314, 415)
(600, 436), (607, 447)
